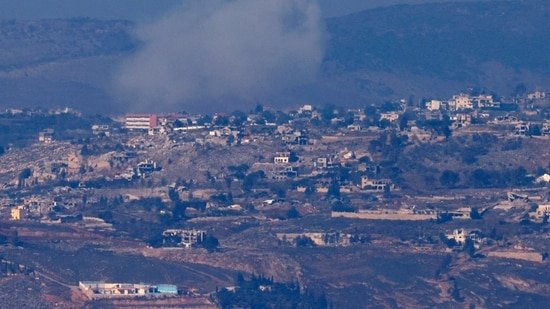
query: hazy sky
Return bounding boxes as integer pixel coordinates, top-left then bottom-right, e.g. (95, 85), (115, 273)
(0, 0), (496, 21)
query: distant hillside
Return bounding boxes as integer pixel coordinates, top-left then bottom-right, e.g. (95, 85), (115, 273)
(0, 18), (135, 113)
(321, 0), (550, 101)
(0, 1), (549, 113)
(0, 18), (135, 70)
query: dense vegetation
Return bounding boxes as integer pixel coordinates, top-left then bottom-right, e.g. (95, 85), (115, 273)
(327, 0), (550, 78)
(215, 274), (329, 309)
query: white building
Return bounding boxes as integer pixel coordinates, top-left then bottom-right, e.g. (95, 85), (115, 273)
(380, 112), (399, 122)
(426, 100), (444, 111)
(446, 228), (483, 248)
(449, 94), (473, 110)
(274, 152), (291, 164)
(473, 94), (500, 108)
(361, 176), (394, 192)
(527, 91), (546, 100)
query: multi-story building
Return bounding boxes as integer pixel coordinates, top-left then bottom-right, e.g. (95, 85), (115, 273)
(125, 114), (158, 130)
(426, 100), (444, 111)
(10, 206), (26, 220)
(527, 91), (546, 100)
(446, 228), (483, 248)
(380, 112), (399, 122)
(274, 152), (291, 164)
(473, 94), (500, 109)
(449, 94), (474, 110)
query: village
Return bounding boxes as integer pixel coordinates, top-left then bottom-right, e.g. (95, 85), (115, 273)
(0, 88), (549, 307)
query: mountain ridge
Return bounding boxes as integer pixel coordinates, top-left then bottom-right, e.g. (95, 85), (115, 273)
(0, 1), (549, 112)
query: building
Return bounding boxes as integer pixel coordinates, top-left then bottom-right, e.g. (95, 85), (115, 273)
(535, 204), (550, 218)
(473, 94), (500, 109)
(271, 166), (298, 181)
(274, 152), (291, 164)
(527, 91), (546, 100)
(125, 114), (158, 130)
(361, 176), (394, 192)
(449, 94), (473, 110)
(10, 206), (27, 220)
(446, 228), (483, 248)
(450, 114), (472, 128)
(514, 122), (530, 136)
(162, 229), (206, 249)
(426, 100), (444, 111)
(314, 157), (328, 169)
(38, 129), (54, 144)
(91, 125), (110, 136)
(380, 112), (399, 122)
(79, 282), (178, 299)
(298, 104), (314, 114)
(136, 160), (159, 176)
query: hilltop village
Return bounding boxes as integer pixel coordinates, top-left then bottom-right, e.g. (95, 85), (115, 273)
(1, 88), (549, 307)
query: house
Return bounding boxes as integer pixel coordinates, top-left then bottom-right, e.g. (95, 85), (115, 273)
(162, 229), (206, 248)
(450, 114), (472, 128)
(426, 100), (444, 111)
(347, 124), (362, 131)
(298, 104), (314, 114)
(314, 157), (328, 169)
(360, 176), (394, 192)
(79, 282), (178, 299)
(473, 94), (500, 109)
(527, 91), (546, 100)
(535, 204), (550, 218)
(271, 166), (298, 181)
(91, 125), (110, 136)
(136, 160), (159, 177)
(449, 94), (473, 110)
(10, 206), (27, 220)
(446, 228), (483, 248)
(514, 122), (530, 136)
(274, 152), (291, 164)
(380, 112), (399, 122)
(38, 129), (54, 144)
(535, 174), (550, 183)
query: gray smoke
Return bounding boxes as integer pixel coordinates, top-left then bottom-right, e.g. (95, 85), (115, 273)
(115, 0), (324, 111)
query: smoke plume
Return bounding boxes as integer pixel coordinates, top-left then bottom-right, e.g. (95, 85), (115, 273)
(115, 0), (324, 111)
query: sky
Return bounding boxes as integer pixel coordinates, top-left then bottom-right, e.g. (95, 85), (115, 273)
(0, 0), (496, 21)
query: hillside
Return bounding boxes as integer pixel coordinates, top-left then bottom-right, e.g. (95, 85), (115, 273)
(0, 18), (134, 70)
(321, 0), (550, 101)
(0, 1), (549, 112)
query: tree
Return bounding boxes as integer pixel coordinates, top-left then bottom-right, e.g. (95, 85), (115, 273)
(18, 168), (32, 188)
(147, 232), (164, 248)
(327, 179), (340, 199)
(287, 206), (300, 219)
(463, 238), (476, 258)
(98, 211), (114, 223)
(254, 104), (264, 114)
(529, 125), (541, 136)
(469, 169), (491, 188)
(200, 234), (219, 252)
(512, 83), (527, 97)
(470, 208), (482, 220)
(440, 170), (460, 188)
(295, 236), (315, 247)
(172, 201), (187, 222)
